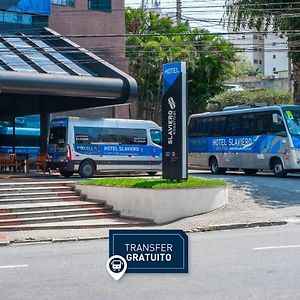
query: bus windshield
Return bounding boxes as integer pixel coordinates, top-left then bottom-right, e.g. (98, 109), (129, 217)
(283, 109), (300, 136)
(49, 127), (67, 147)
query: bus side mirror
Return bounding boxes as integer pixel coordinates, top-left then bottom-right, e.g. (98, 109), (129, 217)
(272, 114), (279, 123)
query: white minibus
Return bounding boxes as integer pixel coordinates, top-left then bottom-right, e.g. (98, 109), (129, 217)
(47, 117), (162, 178)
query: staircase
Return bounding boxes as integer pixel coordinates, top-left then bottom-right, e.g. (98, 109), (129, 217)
(0, 181), (148, 230)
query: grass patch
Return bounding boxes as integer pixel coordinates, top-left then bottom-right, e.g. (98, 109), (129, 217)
(80, 177), (226, 189)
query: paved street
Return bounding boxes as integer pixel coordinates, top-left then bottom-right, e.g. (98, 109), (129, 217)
(0, 225), (299, 300)
(1, 170), (300, 242)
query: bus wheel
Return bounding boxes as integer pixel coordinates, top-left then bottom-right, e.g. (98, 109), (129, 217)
(147, 172), (157, 176)
(59, 170), (74, 178)
(210, 157), (226, 174)
(243, 169), (258, 175)
(79, 160), (95, 178)
(272, 158), (287, 178)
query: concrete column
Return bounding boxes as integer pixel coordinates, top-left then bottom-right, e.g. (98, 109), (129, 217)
(40, 112), (49, 154)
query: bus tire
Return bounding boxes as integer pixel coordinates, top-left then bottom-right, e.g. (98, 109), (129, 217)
(272, 158), (287, 178)
(59, 170), (74, 178)
(209, 157), (226, 174)
(243, 169), (258, 175)
(147, 172), (157, 176)
(79, 160), (95, 178)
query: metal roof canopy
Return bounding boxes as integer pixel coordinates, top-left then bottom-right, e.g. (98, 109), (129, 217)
(0, 27), (137, 116)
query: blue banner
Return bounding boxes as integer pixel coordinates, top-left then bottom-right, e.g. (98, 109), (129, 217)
(73, 144), (162, 157)
(189, 135), (286, 154)
(7, 0), (51, 16)
(109, 229), (188, 273)
(163, 62), (182, 95)
(50, 118), (68, 128)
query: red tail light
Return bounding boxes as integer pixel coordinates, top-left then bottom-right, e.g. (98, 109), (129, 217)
(66, 144), (72, 161)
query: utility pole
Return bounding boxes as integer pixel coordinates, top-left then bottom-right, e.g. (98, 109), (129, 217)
(176, 0), (182, 24)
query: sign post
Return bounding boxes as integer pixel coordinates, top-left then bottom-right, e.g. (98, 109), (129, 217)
(162, 62), (188, 180)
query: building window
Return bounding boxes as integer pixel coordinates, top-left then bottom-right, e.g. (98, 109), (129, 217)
(253, 35), (258, 39)
(88, 0), (111, 12)
(0, 11), (32, 25)
(273, 67), (277, 73)
(259, 60), (262, 65)
(273, 55), (276, 59)
(52, 0), (75, 6)
(254, 59), (258, 64)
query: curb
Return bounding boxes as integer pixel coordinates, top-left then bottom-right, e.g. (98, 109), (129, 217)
(0, 220), (289, 245)
(184, 221), (288, 233)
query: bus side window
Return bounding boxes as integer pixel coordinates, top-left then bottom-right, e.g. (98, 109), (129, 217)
(225, 115), (241, 136)
(118, 129), (147, 145)
(255, 113), (272, 135)
(240, 113), (255, 136)
(270, 113), (286, 135)
(150, 129), (162, 146)
(188, 118), (199, 137)
(213, 116), (226, 137)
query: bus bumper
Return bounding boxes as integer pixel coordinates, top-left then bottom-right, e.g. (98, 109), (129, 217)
(47, 161), (76, 172)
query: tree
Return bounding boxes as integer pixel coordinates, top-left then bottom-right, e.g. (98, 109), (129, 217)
(230, 54), (255, 79)
(225, 0), (300, 101)
(125, 8), (237, 121)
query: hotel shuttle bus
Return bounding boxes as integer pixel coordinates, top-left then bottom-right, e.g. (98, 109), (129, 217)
(188, 105), (300, 177)
(47, 117), (162, 178)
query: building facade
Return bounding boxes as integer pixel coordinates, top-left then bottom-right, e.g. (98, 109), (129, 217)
(49, 0), (128, 72)
(228, 31), (289, 78)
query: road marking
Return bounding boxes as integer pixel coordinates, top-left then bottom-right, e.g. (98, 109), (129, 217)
(0, 264), (28, 269)
(254, 245), (300, 250)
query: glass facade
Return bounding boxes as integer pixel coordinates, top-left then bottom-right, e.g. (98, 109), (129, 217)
(0, 115), (40, 159)
(0, 10), (32, 25)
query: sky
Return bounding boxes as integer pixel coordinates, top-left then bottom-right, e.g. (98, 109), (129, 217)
(124, 0), (226, 32)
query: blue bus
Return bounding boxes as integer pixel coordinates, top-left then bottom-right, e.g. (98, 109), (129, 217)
(0, 115), (40, 159)
(188, 105), (300, 178)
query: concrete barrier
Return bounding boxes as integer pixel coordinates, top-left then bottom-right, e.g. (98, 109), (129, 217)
(75, 184), (228, 224)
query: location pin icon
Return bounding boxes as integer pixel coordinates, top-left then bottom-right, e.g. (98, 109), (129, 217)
(106, 255), (127, 281)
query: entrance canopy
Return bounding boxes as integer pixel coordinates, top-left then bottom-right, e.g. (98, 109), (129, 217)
(0, 27), (137, 116)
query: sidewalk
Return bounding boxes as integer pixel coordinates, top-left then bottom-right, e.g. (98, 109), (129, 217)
(1, 173), (299, 244)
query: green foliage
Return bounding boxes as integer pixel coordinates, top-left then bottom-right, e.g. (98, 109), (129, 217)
(210, 89), (294, 111)
(224, 0), (300, 62)
(230, 54), (255, 79)
(80, 177), (226, 189)
(125, 8), (237, 120)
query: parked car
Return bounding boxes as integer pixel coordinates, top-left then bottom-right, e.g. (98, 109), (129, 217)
(223, 84), (245, 92)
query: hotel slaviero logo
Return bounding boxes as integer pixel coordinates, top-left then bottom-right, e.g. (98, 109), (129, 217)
(167, 97), (177, 145)
(107, 230), (188, 280)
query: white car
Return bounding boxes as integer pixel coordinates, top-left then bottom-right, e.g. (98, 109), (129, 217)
(223, 84), (244, 92)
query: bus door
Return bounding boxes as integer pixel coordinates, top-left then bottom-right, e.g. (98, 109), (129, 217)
(223, 115), (243, 168)
(252, 112), (287, 169)
(96, 120), (119, 169)
(48, 119), (69, 162)
(117, 123), (149, 170)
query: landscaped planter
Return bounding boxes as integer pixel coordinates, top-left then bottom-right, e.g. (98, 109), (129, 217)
(75, 184), (228, 224)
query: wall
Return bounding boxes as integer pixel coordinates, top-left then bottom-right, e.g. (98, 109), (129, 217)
(234, 77), (290, 91)
(49, 0), (128, 72)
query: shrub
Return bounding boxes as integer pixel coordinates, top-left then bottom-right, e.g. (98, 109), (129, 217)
(208, 89), (294, 111)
